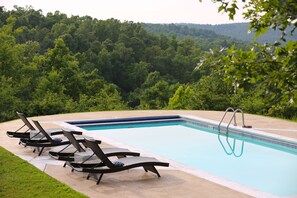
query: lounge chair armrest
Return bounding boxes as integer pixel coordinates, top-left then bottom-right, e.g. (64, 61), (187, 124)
(62, 129), (83, 136)
(83, 138), (101, 144)
(71, 131), (83, 135)
(94, 139), (101, 144)
(49, 131), (64, 136)
(81, 139), (101, 150)
(49, 130), (82, 136)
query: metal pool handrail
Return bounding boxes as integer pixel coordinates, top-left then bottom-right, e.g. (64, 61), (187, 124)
(218, 107), (237, 132)
(226, 108), (246, 133)
(219, 107), (251, 133)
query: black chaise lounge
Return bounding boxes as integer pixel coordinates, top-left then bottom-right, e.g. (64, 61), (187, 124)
(49, 131), (140, 168)
(6, 112), (82, 140)
(70, 139), (169, 185)
(20, 120), (86, 156)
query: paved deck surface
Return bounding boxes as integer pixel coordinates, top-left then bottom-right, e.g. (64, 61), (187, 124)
(1, 110), (297, 198)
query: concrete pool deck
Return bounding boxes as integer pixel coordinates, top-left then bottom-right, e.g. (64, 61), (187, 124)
(1, 110), (297, 198)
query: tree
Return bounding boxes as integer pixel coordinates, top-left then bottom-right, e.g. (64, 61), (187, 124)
(127, 61), (150, 90)
(208, 0), (297, 40)
(168, 85), (201, 109)
(76, 84), (127, 111)
(0, 77), (23, 121)
(0, 17), (23, 77)
(138, 72), (178, 109)
(221, 42), (297, 118)
(41, 38), (84, 99)
(2, 5), (295, 121)
(0, 17), (32, 120)
(139, 80), (175, 109)
(198, 0), (297, 119)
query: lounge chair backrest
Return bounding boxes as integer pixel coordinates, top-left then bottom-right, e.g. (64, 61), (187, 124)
(32, 120), (54, 142)
(63, 131), (85, 152)
(17, 112), (36, 130)
(85, 139), (115, 168)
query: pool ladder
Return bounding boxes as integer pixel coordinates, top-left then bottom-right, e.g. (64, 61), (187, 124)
(218, 107), (251, 133)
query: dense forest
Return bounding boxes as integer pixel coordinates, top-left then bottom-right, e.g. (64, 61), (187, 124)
(0, 6), (296, 122)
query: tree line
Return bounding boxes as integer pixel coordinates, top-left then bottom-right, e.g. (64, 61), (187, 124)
(0, 6), (296, 122)
(178, 23), (297, 44)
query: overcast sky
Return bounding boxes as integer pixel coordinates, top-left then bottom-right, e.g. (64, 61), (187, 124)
(2, 0), (247, 24)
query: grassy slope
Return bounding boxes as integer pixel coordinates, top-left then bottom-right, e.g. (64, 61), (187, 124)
(0, 146), (87, 198)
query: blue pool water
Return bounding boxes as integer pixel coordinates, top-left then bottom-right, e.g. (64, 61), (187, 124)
(81, 121), (297, 196)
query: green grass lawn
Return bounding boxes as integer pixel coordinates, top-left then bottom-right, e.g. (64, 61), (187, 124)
(0, 146), (87, 198)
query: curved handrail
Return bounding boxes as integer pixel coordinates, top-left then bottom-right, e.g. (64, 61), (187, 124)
(226, 108), (245, 133)
(217, 107), (247, 157)
(218, 107), (236, 132)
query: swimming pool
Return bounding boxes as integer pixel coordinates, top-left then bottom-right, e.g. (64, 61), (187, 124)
(68, 115), (297, 197)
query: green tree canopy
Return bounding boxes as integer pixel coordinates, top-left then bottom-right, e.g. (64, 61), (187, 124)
(208, 0), (297, 40)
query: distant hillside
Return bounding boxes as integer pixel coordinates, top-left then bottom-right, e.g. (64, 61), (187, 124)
(184, 23), (297, 43)
(142, 23), (246, 50)
(143, 23), (296, 44)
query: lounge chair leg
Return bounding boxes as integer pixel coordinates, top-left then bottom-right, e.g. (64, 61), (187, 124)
(144, 166), (161, 177)
(63, 162), (67, 167)
(96, 174), (104, 185)
(87, 174), (90, 180)
(38, 147), (45, 156)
